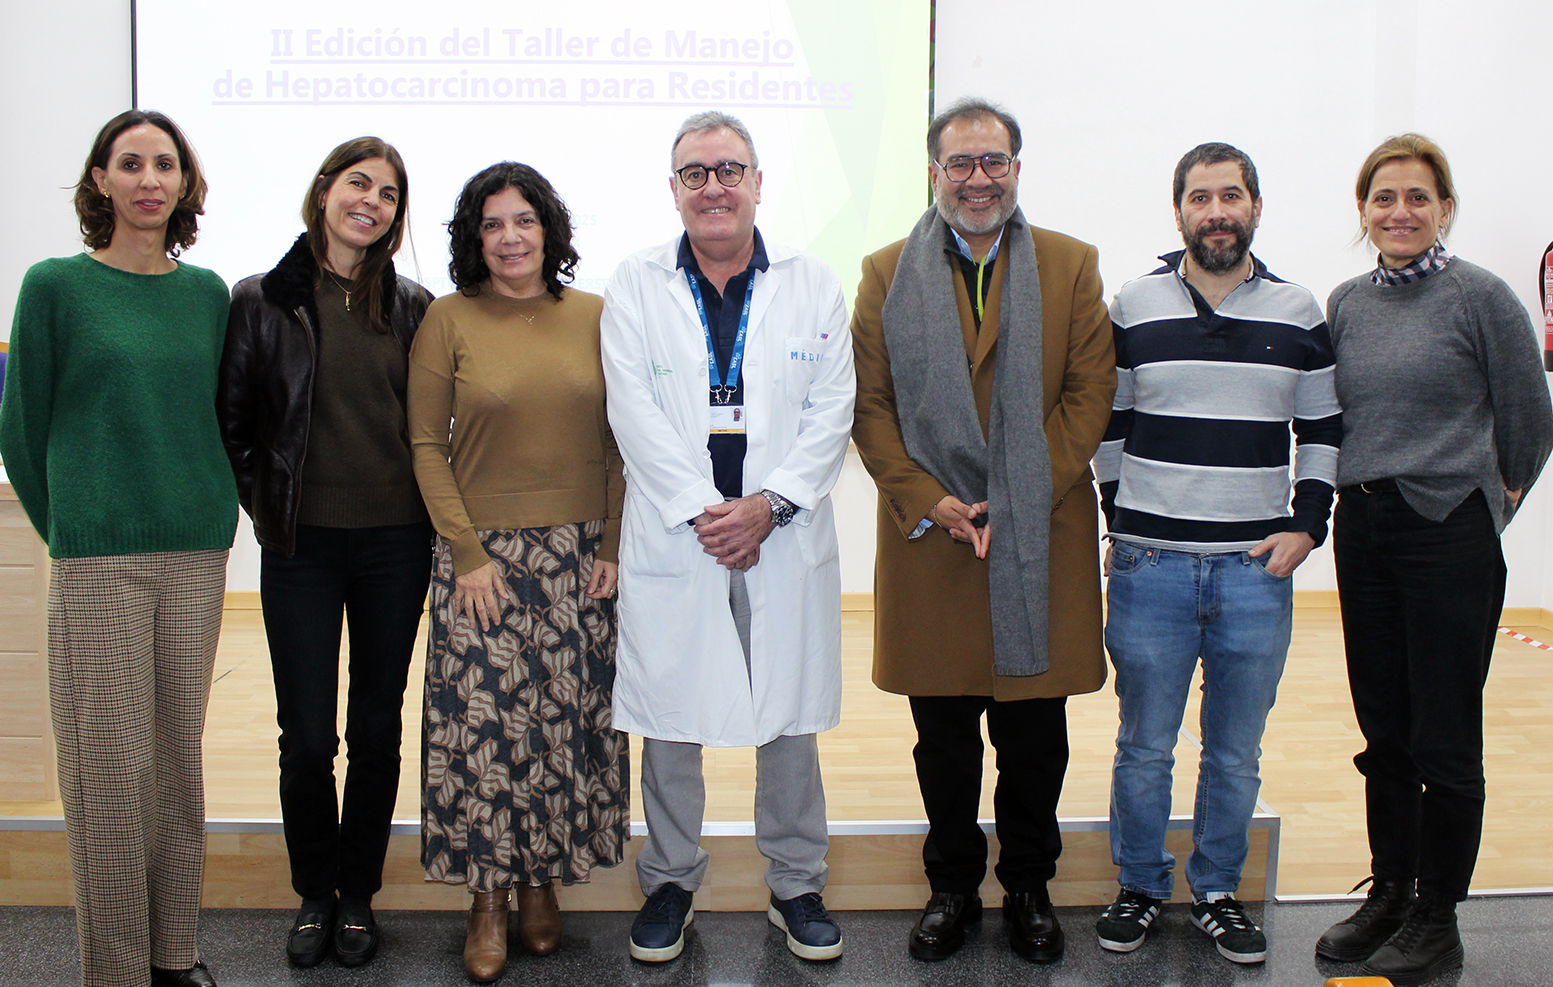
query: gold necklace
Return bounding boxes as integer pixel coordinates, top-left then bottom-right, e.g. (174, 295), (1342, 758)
(511, 293), (544, 324)
(323, 269), (354, 311)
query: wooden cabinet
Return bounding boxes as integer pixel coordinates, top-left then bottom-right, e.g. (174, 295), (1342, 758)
(0, 476), (53, 800)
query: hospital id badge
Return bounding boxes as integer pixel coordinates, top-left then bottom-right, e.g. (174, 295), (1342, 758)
(709, 404), (747, 434)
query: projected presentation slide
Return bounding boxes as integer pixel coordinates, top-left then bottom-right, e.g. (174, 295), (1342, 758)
(134, 0), (929, 297)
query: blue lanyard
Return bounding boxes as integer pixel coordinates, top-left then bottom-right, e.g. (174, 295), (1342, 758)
(686, 268), (756, 405)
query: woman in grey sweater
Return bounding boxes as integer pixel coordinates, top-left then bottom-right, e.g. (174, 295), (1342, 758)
(1314, 134), (1553, 986)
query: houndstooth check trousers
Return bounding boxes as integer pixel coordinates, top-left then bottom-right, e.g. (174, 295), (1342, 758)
(47, 549), (227, 987)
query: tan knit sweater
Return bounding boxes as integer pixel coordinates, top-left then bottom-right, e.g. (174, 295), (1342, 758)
(408, 285), (623, 575)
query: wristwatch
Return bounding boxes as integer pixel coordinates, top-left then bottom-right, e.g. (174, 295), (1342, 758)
(761, 489), (797, 527)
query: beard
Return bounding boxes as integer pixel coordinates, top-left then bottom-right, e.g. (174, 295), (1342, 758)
(935, 183), (1019, 238)
(1184, 218), (1254, 274)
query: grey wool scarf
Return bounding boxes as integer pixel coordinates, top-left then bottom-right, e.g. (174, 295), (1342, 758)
(880, 205), (1052, 676)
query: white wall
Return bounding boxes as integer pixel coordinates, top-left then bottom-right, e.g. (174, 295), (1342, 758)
(6, 1), (1553, 605)
(936, 0), (1553, 607)
(0, 0), (265, 591)
(0, 0), (130, 301)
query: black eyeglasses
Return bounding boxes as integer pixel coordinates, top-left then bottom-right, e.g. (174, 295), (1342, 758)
(935, 153), (1015, 182)
(675, 161), (749, 190)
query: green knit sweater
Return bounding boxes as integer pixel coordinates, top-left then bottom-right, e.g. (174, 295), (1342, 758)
(0, 253), (238, 557)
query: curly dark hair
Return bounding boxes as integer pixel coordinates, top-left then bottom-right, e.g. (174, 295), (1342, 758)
(447, 162), (577, 300)
(74, 109), (207, 256)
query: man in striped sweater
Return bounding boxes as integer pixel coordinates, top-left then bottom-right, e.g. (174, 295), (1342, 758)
(1090, 143), (1342, 964)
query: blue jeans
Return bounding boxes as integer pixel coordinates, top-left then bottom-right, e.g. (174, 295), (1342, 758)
(1104, 543), (1292, 898)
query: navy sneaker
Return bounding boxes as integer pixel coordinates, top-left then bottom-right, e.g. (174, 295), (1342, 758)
(767, 892), (844, 960)
(630, 884), (694, 962)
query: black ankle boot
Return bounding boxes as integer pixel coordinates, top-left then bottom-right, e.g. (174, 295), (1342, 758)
(1359, 894), (1464, 987)
(1315, 876), (1415, 961)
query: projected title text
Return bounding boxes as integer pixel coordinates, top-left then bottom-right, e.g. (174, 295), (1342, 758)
(208, 25), (854, 108)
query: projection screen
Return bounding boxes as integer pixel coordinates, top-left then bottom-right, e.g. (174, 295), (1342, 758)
(133, 0), (930, 300)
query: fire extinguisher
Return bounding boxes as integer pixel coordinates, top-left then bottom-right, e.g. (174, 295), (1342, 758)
(1543, 238), (1553, 371)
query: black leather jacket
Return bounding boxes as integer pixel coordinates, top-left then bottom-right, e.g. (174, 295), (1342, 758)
(217, 234), (433, 555)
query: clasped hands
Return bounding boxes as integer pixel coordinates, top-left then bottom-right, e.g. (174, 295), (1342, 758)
(694, 493), (774, 571)
(934, 495), (990, 559)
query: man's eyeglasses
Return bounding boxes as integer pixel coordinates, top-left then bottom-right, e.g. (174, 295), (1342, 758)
(675, 161), (749, 190)
(934, 154), (1015, 182)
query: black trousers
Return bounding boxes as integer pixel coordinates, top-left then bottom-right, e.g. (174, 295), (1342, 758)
(908, 694), (1069, 896)
(261, 522), (432, 902)
(1333, 488), (1505, 901)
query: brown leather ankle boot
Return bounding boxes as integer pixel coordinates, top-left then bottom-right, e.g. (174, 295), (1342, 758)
(514, 882), (562, 955)
(463, 888), (510, 982)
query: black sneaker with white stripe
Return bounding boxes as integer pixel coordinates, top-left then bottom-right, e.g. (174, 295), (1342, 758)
(1190, 896), (1267, 963)
(1096, 888), (1162, 952)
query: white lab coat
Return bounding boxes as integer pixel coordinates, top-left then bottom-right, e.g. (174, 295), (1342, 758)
(600, 236), (855, 747)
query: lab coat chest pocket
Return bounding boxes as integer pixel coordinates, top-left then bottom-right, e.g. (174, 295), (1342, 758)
(783, 336), (823, 403)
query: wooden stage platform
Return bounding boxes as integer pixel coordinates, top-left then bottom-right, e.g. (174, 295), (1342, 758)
(2, 605), (1550, 911)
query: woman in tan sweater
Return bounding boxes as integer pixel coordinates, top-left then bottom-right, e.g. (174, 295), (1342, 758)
(407, 162), (626, 982)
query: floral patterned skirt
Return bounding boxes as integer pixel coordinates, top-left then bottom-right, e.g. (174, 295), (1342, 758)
(421, 521), (628, 889)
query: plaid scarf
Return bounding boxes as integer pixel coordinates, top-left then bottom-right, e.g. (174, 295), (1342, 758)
(1372, 241), (1453, 286)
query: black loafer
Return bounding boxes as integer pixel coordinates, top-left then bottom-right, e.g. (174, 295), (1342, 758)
(1004, 891), (1065, 963)
(334, 897), (380, 968)
(908, 892), (983, 960)
(286, 895), (335, 967)
(150, 961), (217, 987)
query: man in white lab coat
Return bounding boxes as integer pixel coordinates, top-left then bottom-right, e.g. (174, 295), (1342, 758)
(600, 111), (855, 963)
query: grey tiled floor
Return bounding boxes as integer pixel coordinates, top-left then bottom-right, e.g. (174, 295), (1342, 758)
(4, 897), (1550, 986)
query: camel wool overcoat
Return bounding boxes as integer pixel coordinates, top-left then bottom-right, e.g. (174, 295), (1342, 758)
(850, 224), (1115, 700)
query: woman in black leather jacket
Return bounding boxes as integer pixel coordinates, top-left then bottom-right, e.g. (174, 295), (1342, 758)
(217, 136), (433, 970)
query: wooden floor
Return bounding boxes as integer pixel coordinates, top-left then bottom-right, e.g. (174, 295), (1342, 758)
(3, 605), (1551, 900)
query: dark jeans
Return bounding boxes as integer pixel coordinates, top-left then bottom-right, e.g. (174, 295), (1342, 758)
(1333, 487), (1505, 901)
(908, 694), (1069, 896)
(261, 522), (432, 902)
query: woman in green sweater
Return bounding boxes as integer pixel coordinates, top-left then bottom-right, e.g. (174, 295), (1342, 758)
(0, 110), (235, 987)
(408, 162), (626, 982)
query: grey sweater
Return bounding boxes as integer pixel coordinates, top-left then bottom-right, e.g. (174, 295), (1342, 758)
(1328, 257), (1553, 533)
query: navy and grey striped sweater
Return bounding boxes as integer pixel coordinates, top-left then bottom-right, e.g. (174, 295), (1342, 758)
(1092, 251), (1342, 551)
